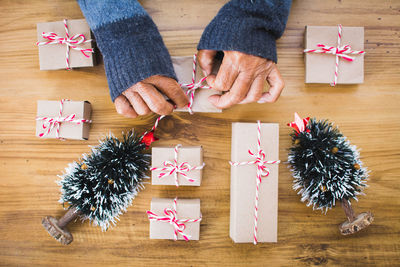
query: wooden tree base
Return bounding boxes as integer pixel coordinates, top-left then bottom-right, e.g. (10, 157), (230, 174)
(339, 212), (374, 235)
(42, 216), (73, 245)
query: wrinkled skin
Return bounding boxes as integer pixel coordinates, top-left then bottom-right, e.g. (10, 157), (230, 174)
(114, 50), (284, 118)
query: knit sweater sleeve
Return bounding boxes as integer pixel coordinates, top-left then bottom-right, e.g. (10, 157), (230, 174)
(77, 0), (176, 101)
(197, 0), (292, 63)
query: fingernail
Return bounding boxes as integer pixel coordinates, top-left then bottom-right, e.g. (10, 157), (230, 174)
(257, 100), (266, 104)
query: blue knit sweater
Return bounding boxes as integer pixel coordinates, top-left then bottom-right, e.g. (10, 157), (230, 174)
(77, 0), (292, 102)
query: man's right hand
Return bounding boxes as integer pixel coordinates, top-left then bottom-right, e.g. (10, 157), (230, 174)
(114, 75), (189, 118)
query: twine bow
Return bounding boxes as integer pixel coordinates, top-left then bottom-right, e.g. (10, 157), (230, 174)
(36, 19), (93, 70)
(36, 99), (92, 140)
(151, 144), (205, 187)
(146, 197), (202, 241)
(229, 121), (280, 244)
(304, 24), (365, 86)
(179, 54), (211, 114)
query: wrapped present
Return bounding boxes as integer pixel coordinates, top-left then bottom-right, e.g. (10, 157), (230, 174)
(151, 145), (204, 186)
(230, 122), (280, 244)
(147, 198), (202, 241)
(304, 25), (365, 85)
(36, 19), (94, 70)
(36, 99), (92, 140)
(172, 55), (221, 113)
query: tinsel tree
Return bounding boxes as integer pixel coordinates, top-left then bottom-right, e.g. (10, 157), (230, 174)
(42, 131), (151, 245)
(288, 113), (373, 235)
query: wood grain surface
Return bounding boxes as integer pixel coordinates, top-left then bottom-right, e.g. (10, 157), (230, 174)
(0, 0), (399, 266)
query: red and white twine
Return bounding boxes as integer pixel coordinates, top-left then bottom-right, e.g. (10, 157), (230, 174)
(304, 24), (365, 86)
(179, 54), (211, 114)
(36, 19), (93, 70)
(146, 197), (202, 241)
(36, 99), (92, 140)
(229, 121), (280, 244)
(140, 53), (210, 147)
(151, 144), (205, 187)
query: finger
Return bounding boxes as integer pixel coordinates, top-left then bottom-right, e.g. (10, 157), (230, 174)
(134, 83), (174, 115)
(122, 90), (151, 115)
(258, 65), (285, 103)
(208, 73), (253, 109)
(114, 95), (138, 118)
(145, 76), (188, 108)
(210, 58), (239, 92)
(239, 74), (266, 104)
(197, 49), (217, 76)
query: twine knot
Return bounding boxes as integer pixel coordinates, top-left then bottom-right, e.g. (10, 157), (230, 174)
(146, 197), (202, 241)
(179, 54), (211, 114)
(151, 144), (205, 187)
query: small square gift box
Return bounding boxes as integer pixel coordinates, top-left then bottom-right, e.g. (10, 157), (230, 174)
(151, 145), (205, 187)
(230, 122), (280, 244)
(36, 99), (92, 140)
(36, 19), (95, 70)
(304, 25), (365, 85)
(172, 55), (222, 114)
(147, 198), (202, 241)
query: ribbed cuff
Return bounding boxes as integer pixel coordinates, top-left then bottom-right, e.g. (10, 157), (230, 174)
(197, 15), (277, 63)
(93, 15), (176, 101)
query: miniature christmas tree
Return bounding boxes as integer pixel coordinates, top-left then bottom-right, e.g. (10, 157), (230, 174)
(288, 113), (373, 235)
(42, 131), (150, 245)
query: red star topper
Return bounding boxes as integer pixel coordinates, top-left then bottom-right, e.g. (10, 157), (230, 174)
(141, 131), (158, 149)
(288, 112), (310, 134)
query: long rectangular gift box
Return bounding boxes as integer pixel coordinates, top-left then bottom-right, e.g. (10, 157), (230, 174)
(172, 56), (221, 113)
(230, 122), (279, 243)
(151, 145), (204, 186)
(304, 25), (365, 85)
(147, 198), (201, 241)
(37, 19), (95, 70)
(36, 100), (92, 140)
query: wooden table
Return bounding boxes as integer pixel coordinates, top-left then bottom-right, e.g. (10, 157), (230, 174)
(1, 0), (399, 266)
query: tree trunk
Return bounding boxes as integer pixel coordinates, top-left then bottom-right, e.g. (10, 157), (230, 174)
(341, 199), (356, 222)
(42, 206), (81, 245)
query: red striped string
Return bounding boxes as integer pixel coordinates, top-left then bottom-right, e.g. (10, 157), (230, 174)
(304, 24), (365, 86)
(141, 53), (210, 147)
(151, 144), (205, 187)
(146, 197), (202, 241)
(36, 99), (92, 140)
(229, 121), (280, 244)
(36, 19), (93, 70)
(179, 54), (211, 114)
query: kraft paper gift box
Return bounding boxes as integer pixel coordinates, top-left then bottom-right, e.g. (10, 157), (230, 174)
(36, 100), (92, 140)
(304, 26), (364, 84)
(172, 56), (221, 113)
(151, 145), (204, 186)
(230, 122), (279, 243)
(37, 19), (95, 70)
(148, 198), (201, 241)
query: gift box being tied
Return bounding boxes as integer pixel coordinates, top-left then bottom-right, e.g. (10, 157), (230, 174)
(151, 145), (205, 187)
(172, 55), (222, 114)
(36, 100), (92, 140)
(304, 25), (365, 85)
(147, 198), (202, 241)
(230, 121), (280, 244)
(36, 19), (94, 70)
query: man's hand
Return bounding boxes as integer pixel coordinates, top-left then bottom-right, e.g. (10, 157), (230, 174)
(197, 50), (285, 109)
(114, 75), (189, 118)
